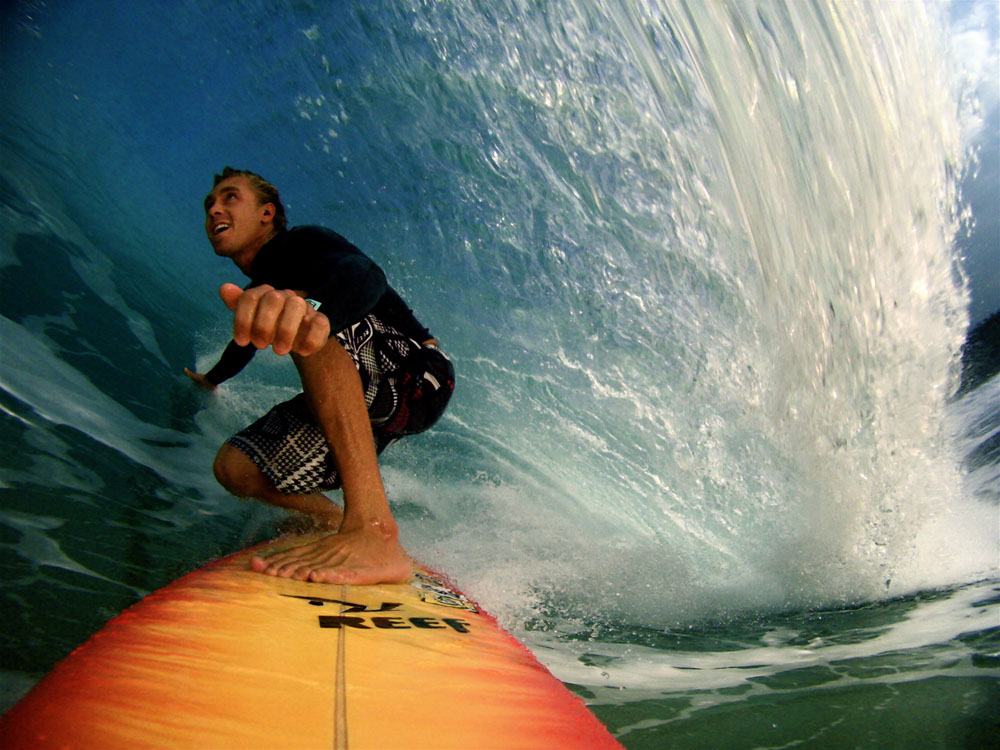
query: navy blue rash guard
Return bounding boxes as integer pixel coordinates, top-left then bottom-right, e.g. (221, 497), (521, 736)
(205, 225), (431, 386)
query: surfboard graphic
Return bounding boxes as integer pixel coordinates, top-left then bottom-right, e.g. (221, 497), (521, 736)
(1, 535), (621, 749)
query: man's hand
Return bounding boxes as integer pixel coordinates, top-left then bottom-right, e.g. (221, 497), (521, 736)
(183, 368), (217, 391)
(220, 283), (331, 356)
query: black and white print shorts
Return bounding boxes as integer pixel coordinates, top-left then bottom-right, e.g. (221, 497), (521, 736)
(226, 315), (454, 494)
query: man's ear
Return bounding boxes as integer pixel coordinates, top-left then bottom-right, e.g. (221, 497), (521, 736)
(260, 202), (276, 225)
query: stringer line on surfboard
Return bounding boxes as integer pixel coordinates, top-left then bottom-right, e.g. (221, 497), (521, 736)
(335, 584), (349, 749)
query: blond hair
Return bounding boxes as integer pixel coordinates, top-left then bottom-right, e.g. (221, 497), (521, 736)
(210, 167), (288, 232)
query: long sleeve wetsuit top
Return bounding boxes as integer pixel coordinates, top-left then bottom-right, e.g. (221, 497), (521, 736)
(205, 225), (431, 386)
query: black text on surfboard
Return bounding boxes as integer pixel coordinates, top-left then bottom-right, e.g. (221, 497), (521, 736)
(281, 594), (403, 612)
(319, 615), (472, 633)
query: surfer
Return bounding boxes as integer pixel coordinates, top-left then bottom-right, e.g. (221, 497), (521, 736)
(184, 168), (454, 585)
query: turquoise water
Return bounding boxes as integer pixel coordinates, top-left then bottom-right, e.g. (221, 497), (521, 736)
(2, 1), (998, 746)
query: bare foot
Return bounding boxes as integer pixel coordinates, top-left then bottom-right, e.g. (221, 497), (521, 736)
(250, 524), (412, 584)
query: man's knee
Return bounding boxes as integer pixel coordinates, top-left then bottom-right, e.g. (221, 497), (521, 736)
(213, 444), (266, 498)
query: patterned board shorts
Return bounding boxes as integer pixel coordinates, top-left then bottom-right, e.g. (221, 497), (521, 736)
(227, 316), (454, 494)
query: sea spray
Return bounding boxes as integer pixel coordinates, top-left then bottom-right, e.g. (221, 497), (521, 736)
(339, 0), (986, 624)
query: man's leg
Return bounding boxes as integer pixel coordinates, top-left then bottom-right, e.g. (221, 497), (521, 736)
(248, 336), (411, 584)
(212, 443), (343, 529)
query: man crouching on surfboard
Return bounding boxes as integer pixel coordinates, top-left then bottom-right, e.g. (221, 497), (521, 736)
(184, 168), (454, 585)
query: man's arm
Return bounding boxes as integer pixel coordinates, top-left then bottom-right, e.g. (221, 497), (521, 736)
(183, 280), (322, 387)
(184, 368), (217, 391)
(184, 339), (257, 391)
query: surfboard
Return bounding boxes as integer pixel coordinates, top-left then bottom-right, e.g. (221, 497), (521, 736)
(1, 534), (621, 749)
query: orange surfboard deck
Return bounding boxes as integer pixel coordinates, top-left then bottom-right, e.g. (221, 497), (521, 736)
(1, 534), (620, 749)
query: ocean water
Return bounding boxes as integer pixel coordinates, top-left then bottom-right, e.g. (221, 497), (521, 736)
(2, 1), (998, 747)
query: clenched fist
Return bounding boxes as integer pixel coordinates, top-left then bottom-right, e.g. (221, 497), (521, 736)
(220, 283), (331, 357)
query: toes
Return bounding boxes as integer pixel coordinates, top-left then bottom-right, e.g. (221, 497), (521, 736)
(271, 560), (307, 578)
(251, 552), (297, 577)
(257, 549), (325, 580)
(250, 555), (284, 576)
(308, 567), (354, 585)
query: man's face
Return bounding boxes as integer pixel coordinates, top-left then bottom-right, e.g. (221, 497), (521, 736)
(204, 176), (274, 259)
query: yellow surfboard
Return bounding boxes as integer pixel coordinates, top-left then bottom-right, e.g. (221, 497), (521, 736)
(1, 534), (620, 749)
